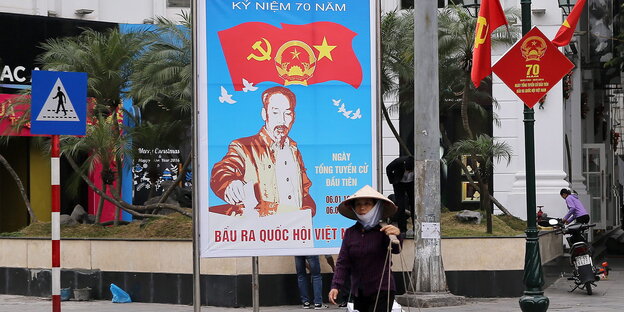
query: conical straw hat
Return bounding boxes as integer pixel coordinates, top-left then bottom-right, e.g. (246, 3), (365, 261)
(337, 185), (397, 220)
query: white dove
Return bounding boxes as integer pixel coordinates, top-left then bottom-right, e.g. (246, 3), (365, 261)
(338, 103), (346, 113)
(332, 99), (341, 106)
(242, 79), (258, 92)
(342, 110), (352, 118)
(350, 108), (362, 119)
(219, 86), (236, 104)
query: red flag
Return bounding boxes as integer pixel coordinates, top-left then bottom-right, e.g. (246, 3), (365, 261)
(471, 0), (508, 88)
(218, 22), (362, 91)
(552, 0), (586, 47)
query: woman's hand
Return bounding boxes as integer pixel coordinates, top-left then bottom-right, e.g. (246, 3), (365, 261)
(380, 224), (400, 236)
(329, 288), (339, 305)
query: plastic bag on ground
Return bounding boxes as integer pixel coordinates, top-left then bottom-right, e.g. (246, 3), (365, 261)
(110, 283), (132, 303)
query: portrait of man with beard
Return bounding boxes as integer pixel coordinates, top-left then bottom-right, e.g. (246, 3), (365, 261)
(209, 86), (316, 217)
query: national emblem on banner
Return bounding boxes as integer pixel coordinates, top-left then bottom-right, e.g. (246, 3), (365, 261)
(521, 36), (547, 61)
(275, 40), (317, 86)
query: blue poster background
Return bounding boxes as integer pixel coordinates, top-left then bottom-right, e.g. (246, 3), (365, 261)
(206, 0), (374, 249)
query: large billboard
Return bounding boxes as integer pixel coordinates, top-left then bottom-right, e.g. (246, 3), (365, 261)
(198, 0), (377, 257)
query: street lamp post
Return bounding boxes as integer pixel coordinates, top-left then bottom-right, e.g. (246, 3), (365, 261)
(518, 0), (549, 311)
(460, 0), (481, 18)
(558, 0), (577, 16)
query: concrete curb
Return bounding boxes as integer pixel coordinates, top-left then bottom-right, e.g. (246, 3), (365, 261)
(395, 292), (465, 308)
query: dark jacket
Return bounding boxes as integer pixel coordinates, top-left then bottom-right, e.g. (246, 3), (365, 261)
(386, 156), (414, 185)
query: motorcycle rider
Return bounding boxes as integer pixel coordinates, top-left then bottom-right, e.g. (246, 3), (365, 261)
(560, 188), (590, 244)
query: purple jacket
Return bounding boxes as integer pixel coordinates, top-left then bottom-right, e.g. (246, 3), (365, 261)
(563, 194), (589, 222)
(330, 223), (402, 297)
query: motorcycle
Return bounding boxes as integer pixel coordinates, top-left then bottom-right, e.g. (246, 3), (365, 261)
(547, 218), (610, 295)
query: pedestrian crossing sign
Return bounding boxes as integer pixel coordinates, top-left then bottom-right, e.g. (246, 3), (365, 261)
(31, 71), (87, 135)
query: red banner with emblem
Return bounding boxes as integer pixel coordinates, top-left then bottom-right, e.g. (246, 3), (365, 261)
(218, 22), (362, 91)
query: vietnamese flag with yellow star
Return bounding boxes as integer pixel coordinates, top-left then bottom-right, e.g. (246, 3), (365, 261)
(552, 0), (586, 47)
(218, 22), (362, 91)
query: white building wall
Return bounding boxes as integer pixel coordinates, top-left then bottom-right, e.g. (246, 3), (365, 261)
(380, 0), (402, 196)
(493, 0), (573, 220)
(0, 0), (188, 23)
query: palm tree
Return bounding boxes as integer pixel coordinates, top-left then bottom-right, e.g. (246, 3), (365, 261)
(61, 114), (132, 223)
(379, 7), (517, 215)
(438, 6), (519, 139)
(129, 12), (192, 117)
(380, 10), (415, 156)
(38, 28), (149, 115)
(37, 27), (150, 223)
(445, 134), (512, 233)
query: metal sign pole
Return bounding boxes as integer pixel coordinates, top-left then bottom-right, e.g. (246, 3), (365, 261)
(191, 0), (202, 310)
(51, 134), (61, 312)
(252, 256), (260, 312)
(375, 0), (383, 188)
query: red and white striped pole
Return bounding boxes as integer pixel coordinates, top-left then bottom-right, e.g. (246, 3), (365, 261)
(51, 135), (61, 312)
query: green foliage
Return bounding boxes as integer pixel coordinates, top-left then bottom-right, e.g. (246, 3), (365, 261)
(445, 134), (512, 179)
(37, 28), (150, 110)
(438, 6), (519, 130)
(380, 6), (519, 129)
(129, 12), (192, 117)
(60, 114), (131, 181)
(380, 10), (414, 115)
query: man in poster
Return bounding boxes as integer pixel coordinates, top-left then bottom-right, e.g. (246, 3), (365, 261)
(210, 86), (316, 217)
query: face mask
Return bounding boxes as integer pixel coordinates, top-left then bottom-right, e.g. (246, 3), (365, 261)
(355, 201), (382, 230)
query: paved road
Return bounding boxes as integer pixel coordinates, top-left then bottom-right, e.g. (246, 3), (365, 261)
(2, 255), (623, 311)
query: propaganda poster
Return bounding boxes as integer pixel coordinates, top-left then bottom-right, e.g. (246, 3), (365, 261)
(198, 0), (377, 257)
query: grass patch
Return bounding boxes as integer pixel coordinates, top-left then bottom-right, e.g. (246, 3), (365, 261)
(2, 213), (192, 239)
(497, 214), (527, 232)
(2, 210), (527, 239)
(441, 211), (525, 237)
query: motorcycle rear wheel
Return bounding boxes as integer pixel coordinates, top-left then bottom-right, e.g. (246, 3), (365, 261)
(585, 282), (592, 295)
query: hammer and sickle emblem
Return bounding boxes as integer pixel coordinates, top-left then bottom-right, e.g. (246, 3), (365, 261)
(473, 16), (489, 49)
(247, 38), (272, 61)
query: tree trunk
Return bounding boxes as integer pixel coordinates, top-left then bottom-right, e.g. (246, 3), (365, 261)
(64, 154), (191, 218)
(95, 183), (107, 224)
(460, 76), (474, 140)
(0, 154), (37, 222)
(113, 201), (120, 226)
(482, 182), (492, 234)
(158, 153), (192, 204)
(114, 156), (122, 226)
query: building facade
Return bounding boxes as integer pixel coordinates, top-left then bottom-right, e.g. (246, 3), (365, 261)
(492, 0), (623, 239)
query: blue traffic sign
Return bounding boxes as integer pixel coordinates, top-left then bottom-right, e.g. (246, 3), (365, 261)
(31, 71), (87, 135)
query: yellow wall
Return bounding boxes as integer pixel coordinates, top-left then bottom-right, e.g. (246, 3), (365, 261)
(29, 139), (51, 222)
(0, 138), (30, 232)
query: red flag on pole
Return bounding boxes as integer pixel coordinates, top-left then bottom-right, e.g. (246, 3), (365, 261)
(218, 22), (362, 91)
(471, 0), (508, 88)
(552, 0), (587, 47)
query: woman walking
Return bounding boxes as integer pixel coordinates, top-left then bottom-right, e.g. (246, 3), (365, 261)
(328, 185), (401, 312)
